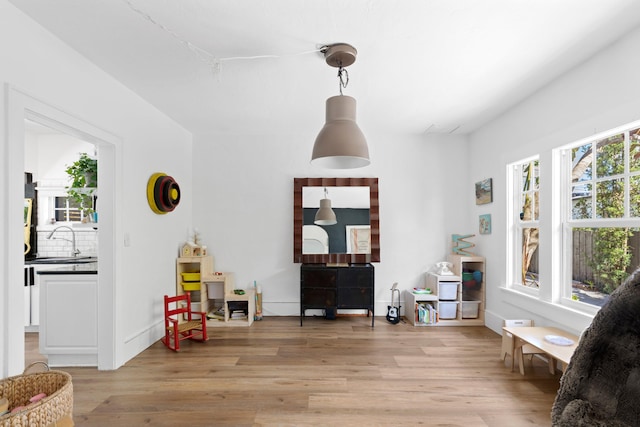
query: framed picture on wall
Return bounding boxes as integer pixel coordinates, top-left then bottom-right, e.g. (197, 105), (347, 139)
(479, 214), (491, 235)
(475, 178), (493, 205)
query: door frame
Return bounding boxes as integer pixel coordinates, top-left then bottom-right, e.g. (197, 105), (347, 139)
(3, 85), (121, 374)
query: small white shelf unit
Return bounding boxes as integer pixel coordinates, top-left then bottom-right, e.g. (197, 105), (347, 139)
(405, 255), (485, 326)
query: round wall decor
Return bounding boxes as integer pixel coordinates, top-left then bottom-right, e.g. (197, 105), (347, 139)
(147, 172), (181, 214)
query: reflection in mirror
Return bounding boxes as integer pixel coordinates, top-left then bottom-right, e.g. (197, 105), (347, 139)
(294, 177), (379, 264)
(346, 225), (371, 254)
(24, 198), (32, 255)
(303, 187), (370, 254)
(302, 225), (329, 254)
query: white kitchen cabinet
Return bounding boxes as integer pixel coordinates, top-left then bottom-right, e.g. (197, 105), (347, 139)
(39, 270), (98, 367)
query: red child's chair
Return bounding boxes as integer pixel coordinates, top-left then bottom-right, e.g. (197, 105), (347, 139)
(162, 293), (208, 351)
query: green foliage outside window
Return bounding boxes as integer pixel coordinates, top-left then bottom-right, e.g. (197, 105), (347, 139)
(571, 130), (640, 294)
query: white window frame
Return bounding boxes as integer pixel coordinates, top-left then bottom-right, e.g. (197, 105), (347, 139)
(53, 195), (85, 223)
(558, 120), (640, 314)
(35, 185), (86, 229)
(507, 155), (540, 296)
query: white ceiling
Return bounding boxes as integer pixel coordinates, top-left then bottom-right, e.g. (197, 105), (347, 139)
(9, 0), (640, 137)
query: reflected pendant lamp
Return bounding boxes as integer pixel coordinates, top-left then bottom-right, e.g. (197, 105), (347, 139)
(314, 188), (337, 225)
(314, 198), (337, 225)
(311, 43), (370, 169)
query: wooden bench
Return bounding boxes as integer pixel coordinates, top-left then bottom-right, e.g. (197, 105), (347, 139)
(502, 326), (579, 375)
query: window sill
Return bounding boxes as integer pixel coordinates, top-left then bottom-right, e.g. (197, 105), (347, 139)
(499, 286), (593, 335)
(560, 296), (600, 317)
(510, 283), (539, 297)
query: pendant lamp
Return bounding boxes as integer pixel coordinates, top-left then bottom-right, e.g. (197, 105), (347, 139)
(311, 43), (370, 169)
(314, 187), (337, 225)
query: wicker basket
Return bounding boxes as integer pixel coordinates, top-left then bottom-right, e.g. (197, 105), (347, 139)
(0, 363), (73, 427)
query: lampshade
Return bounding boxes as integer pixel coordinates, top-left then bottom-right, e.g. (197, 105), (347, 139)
(311, 95), (370, 169)
(314, 198), (337, 225)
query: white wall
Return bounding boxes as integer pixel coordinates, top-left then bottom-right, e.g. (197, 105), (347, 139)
(0, 0), (192, 375)
(468, 25), (640, 335)
(193, 131), (471, 317)
(25, 131), (95, 225)
(25, 131), (94, 185)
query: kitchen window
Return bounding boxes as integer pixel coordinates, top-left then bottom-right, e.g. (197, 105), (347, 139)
(54, 196), (83, 222)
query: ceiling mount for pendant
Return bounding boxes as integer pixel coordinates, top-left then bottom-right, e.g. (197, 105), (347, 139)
(322, 43), (357, 68)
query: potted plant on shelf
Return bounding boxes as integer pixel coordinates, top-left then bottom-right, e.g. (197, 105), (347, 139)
(65, 152), (97, 222)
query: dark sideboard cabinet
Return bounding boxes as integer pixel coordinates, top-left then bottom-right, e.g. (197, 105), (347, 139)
(300, 264), (375, 326)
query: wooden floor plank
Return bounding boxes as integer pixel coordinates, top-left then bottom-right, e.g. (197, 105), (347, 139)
(25, 316), (560, 426)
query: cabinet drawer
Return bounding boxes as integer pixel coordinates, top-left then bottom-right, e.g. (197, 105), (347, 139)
(301, 269), (337, 288)
(302, 288), (336, 307)
(337, 287), (372, 307)
(337, 268), (373, 288)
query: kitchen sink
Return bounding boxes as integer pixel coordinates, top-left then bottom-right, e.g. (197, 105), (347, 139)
(27, 256), (97, 264)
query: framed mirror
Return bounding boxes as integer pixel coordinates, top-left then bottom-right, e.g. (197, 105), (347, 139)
(294, 177), (379, 264)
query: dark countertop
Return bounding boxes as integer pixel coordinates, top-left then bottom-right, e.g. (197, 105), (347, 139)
(36, 262), (98, 275)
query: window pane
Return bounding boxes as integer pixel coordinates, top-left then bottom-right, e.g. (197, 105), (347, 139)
(521, 160), (539, 189)
(630, 128), (640, 172)
(595, 134), (624, 178)
(572, 144), (592, 183)
(522, 227), (539, 288)
(520, 160), (539, 221)
(571, 227), (639, 306)
(572, 183), (592, 219)
(521, 194), (534, 221)
(595, 178), (624, 218)
(631, 175), (640, 217)
(53, 196), (81, 222)
(54, 210), (66, 222)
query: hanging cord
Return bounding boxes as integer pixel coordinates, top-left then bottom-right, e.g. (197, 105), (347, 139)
(337, 66), (349, 95)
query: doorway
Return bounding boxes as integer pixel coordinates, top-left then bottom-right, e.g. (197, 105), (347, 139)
(4, 86), (119, 375)
(23, 120), (98, 365)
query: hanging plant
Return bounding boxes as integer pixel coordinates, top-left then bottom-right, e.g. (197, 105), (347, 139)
(65, 152), (97, 188)
(65, 153), (97, 219)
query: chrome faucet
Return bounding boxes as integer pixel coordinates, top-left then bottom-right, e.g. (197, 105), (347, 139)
(46, 226), (80, 257)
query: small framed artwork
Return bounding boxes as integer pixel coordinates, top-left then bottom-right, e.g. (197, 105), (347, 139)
(345, 225), (371, 254)
(479, 214), (491, 235)
(475, 178), (493, 205)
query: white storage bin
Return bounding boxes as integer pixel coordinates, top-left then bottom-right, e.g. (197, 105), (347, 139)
(438, 282), (458, 300)
(461, 301), (481, 318)
(191, 302), (203, 320)
(438, 301), (458, 319)
(206, 282), (224, 299)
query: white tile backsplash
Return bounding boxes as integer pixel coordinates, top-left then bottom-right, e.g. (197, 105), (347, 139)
(36, 228), (98, 257)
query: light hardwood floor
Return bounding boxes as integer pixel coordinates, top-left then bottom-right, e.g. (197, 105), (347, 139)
(26, 317), (560, 426)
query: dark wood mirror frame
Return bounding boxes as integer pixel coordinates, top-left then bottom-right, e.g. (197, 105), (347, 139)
(294, 177), (379, 264)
